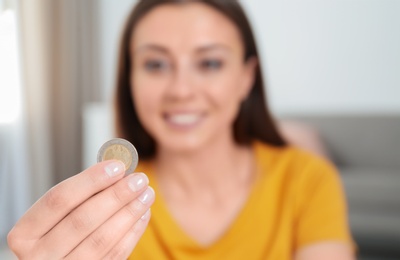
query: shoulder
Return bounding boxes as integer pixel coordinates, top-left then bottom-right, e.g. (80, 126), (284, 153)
(254, 140), (334, 169)
(253, 140), (339, 186)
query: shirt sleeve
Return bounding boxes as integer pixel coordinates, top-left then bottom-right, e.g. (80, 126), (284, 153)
(293, 154), (355, 251)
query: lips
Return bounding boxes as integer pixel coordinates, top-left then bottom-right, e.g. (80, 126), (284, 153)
(164, 112), (204, 127)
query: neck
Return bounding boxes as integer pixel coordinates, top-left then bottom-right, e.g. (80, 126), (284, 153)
(153, 134), (253, 197)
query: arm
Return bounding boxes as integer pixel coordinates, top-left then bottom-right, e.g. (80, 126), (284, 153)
(294, 242), (355, 260)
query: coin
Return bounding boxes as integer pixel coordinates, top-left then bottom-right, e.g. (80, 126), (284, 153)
(97, 138), (138, 175)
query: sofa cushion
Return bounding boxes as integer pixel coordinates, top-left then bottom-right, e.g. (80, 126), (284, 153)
(340, 167), (400, 211)
(280, 115), (400, 169)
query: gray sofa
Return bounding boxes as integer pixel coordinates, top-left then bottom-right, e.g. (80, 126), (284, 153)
(281, 115), (400, 259)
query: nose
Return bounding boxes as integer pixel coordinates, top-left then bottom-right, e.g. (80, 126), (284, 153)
(165, 63), (196, 101)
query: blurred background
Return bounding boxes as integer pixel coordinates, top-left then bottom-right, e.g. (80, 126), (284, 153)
(0, 0), (399, 259)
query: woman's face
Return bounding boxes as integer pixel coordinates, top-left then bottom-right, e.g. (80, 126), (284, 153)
(131, 3), (256, 153)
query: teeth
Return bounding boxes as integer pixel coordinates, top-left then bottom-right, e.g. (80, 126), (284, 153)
(168, 114), (201, 125)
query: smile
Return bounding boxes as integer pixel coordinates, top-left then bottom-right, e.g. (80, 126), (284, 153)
(164, 113), (204, 128)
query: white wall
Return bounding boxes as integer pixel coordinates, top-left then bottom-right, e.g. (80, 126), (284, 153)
(97, 0), (400, 115)
(242, 0), (400, 115)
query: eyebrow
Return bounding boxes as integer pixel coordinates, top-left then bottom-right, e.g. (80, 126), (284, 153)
(134, 44), (168, 54)
(134, 43), (231, 54)
(195, 44), (232, 53)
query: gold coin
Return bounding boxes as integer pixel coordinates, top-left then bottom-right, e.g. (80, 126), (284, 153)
(97, 138), (138, 175)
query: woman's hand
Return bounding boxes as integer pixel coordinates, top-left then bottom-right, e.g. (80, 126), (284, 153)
(7, 160), (155, 259)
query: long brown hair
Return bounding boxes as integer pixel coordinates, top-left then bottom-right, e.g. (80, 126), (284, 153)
(115, 0), (286, 160)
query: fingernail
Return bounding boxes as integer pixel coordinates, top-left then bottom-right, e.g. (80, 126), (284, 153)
(128, 173), (149, 192)
(104, 161), (125, 177)
(141, 208), (151, 221)
(138, 187), (155, 204)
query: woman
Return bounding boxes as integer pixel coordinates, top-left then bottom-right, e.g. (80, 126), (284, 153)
(8, 0), (355, 259)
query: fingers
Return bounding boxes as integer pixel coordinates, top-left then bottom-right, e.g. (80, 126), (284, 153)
(37, 173), (151, 258)
(65, 188), (154, 259)
(11, 160), (126, 240)
(103, 209), (151, 260)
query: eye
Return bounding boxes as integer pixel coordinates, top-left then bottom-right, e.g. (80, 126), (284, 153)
(199, 59), (223, 71)
(144, 60), (169, 72)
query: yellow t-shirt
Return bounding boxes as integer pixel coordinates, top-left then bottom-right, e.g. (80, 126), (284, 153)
(129, 141), (354, 259)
